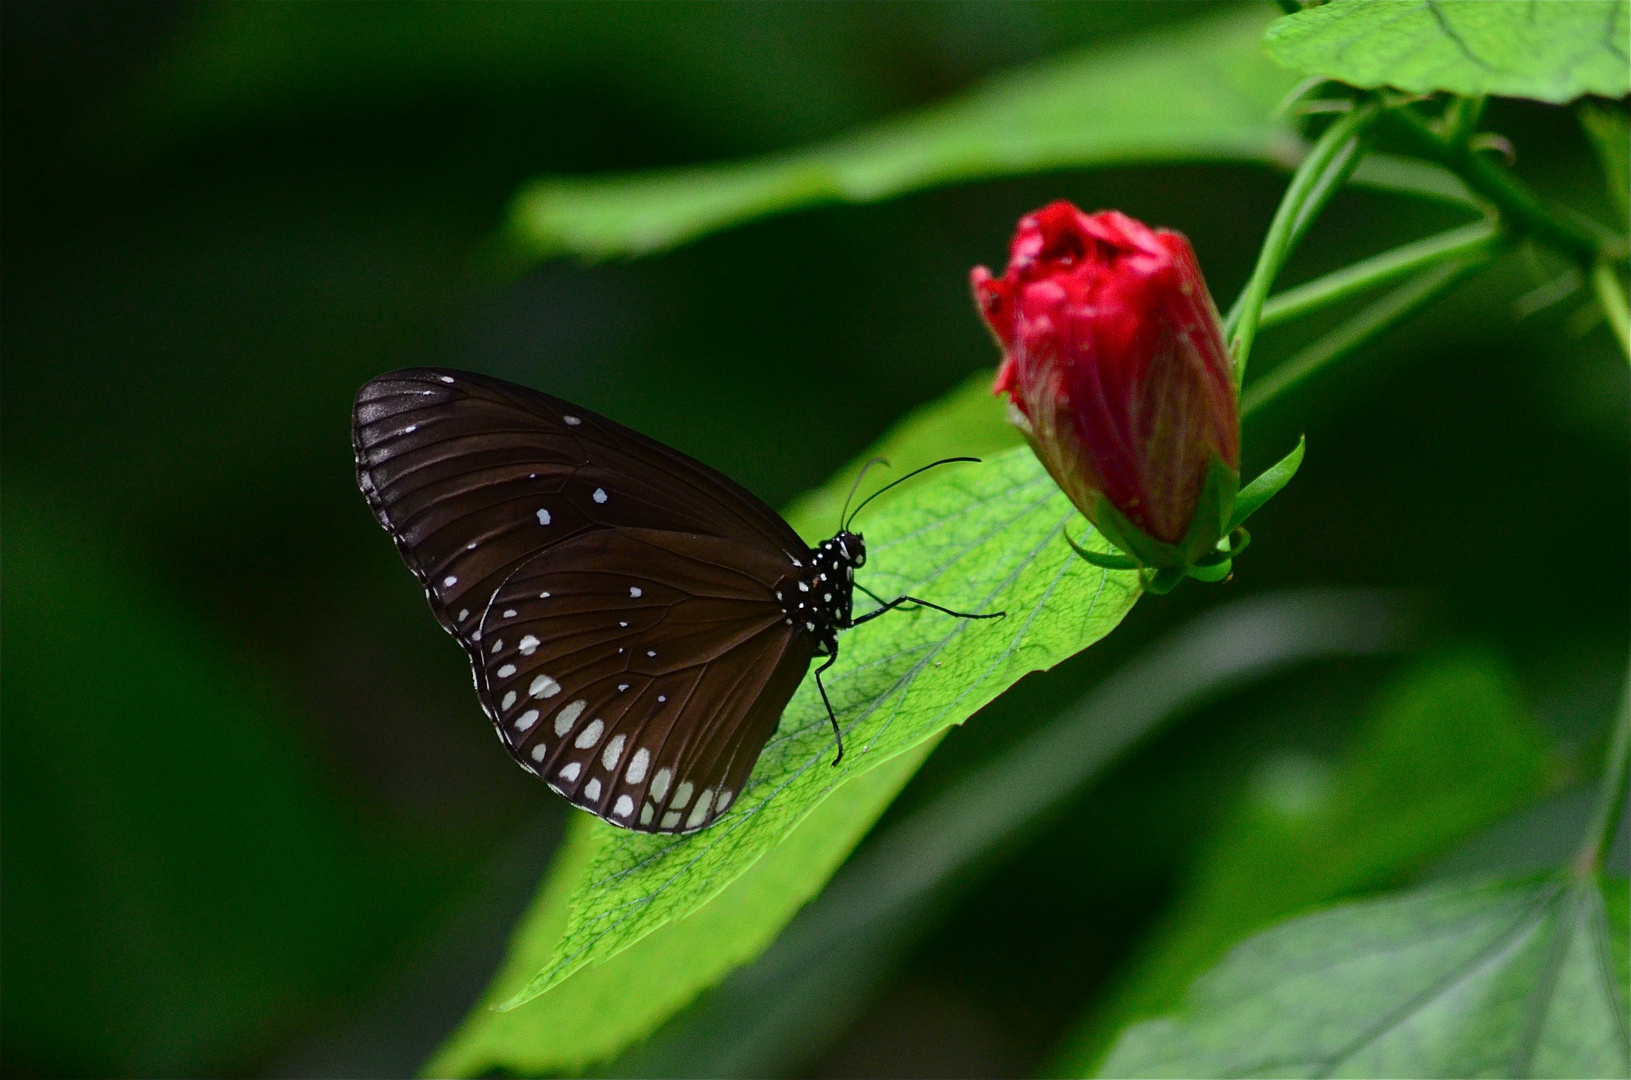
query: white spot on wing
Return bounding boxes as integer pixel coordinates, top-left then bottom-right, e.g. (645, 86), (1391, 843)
(536, 508), (551, 525)
(519, 635), (540, 656)
(613, 795), (634, 818)
(686, 789), (715, 829)
(671, 781), (694, 810)
(601, 734), (626, 770)
(651, 768), (672, 802)
(501, 691), (516, 710)
(503, 609), (517, 619)
(629, 586), (642, 598)
(640, 802), (654, 826)
(496, 664), (516, 678)
(584, 778), (601, 801)
(515, 709), (539, 731)
(559, 761), (581, 782)
(554, 699), (587, 735)
(717, 790), (734, 812)
(443, 575), (458, 587)
(625, 748), (650, 784)
(458, 609), (469, 621)
(563, 415), (581, 426)
(439, 375), (455, 383)
(661, 810), (682, 829)
(574, 718), (605, 748)
(593, 488), (608, 504)
(530, 674), (561, 699)
(531, 743), (548, 761)
(491, 639), (504, 654)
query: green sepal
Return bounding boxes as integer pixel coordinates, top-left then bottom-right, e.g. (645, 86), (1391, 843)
(1063, 526), (1141, 571)
(1141, 567), (1188, 595)
(1187, 558), (1233, 583)
(1176, 457), (1239, 567)
(1089, 496), (1186, 570)
(1085, 456), (1237, 572)
(1229, 436), (1305, 532)
(1073, 457), (1243, 594)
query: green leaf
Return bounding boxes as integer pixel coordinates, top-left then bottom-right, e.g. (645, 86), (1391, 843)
(429, 377), (1128, 1075)
(506, 6), (1305, 259)
(500, 444), (1137, 1011)
(606, 589), (1421, 1079)
(1099, 872), (1631, 1078)
(1056, 649), (1557, 1074)
(1263, 0), (1631, 105)
(778, 368), (1024, 543)
(1230, 435), (1306, 531)
(426, 740), (938, 1077)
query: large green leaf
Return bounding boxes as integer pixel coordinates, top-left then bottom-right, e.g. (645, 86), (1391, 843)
(427, 372), (1114, 1075)
(1057, 650), (1556, 1074)
(427, 741), (937, 1077)
(506, 6), (1305, 260)
(498, 443), (1137, 1011)
(1100, 872), (1630, 1078)
(1264, 1), (1631, 105)
(606, 589), (1421, 1079)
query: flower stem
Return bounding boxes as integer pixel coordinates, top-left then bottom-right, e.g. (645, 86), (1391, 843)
(1241, 254), (1495, 419)
(1590, 259), (1631, 364)
(1258, 220), (1505, 331)
(1228, 99), (1383, 389)
(1383, 104), (1627, 267)
(1573, 672), (1630, 879)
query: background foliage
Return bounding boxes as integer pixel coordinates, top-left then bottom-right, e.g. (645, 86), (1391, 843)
(3, 3), (1626, 1077)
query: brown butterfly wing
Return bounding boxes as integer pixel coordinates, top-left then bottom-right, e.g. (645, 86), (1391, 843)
(353, 368), (815, 831)
(477, 528), (812, 832)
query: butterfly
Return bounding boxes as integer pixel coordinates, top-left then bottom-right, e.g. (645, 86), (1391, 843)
(353, 369), (1000, 834)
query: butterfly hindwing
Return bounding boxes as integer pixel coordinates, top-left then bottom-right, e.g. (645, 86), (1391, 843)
(478, 529), (813, 832)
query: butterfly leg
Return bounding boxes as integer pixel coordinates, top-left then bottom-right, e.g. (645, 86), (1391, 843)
(851, 585), (1005, 626)
(813, 653), (844, 766)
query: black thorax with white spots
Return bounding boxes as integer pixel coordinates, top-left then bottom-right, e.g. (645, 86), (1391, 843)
(777, 530), (865, 656)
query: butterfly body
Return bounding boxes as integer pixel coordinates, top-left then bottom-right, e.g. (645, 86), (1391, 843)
(354, 369), (863, 834)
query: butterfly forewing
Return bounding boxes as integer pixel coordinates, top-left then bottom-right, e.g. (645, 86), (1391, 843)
(353, 369), (818, 833)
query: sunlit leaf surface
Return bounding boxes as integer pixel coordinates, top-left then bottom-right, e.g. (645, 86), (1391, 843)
(1264, 0), (1631, 105)
(1100, 872), (1631, 1078)
(500, 445), (1138, 1010)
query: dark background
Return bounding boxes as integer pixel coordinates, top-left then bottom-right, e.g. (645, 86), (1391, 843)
(3, 3), (1626, 1077)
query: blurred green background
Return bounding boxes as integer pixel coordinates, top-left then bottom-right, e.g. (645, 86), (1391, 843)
(3, 3), (1625, 1077)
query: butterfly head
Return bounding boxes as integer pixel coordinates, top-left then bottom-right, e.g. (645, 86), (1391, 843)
(833, 530), (866, 569)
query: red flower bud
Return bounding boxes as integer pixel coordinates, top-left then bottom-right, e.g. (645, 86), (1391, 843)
(974, 201), (1239, 566)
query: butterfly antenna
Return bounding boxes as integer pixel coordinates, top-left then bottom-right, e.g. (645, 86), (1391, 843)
(839, 457), (891, 532)
(844, 457), (981, 531)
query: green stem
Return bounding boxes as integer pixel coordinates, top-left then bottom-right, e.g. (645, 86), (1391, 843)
(1383, 105), (1625, 266)
(1573, 672), (1631, 878)
(1241, 255), (1495, 419)
(1590, 259), (1631, 364)
(1258, 221), (1505, 331)
(1227, 99), (1382, 389)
